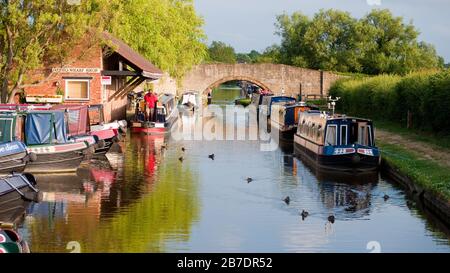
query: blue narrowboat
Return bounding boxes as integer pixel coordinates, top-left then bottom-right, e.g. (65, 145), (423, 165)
(261, 96), (296, 119)
(0, 112), (36, 174)
(294, 110), (380, 172)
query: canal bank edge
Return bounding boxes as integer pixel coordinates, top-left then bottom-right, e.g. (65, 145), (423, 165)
(381, 158), (450, 226)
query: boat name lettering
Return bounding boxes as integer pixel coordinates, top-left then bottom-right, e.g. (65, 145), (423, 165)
(0, 143), (21, 153)
(333, 148), (355, 155)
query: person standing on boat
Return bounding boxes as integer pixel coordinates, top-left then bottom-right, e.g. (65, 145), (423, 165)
(144, 89), (158, 122)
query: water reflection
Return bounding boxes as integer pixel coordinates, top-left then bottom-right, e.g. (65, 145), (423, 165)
(22, 134), (200, 253)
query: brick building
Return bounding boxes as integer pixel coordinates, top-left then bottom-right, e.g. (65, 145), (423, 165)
(25, 33), (162, 122)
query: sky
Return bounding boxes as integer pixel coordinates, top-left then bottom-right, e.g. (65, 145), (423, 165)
(194, 0), (450, 62)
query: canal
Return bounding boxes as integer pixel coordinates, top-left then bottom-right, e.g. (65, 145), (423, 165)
(16, 86), (450, 253)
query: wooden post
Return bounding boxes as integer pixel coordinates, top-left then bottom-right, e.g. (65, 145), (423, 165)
(407, 110), (413, 129)
(299, 83), (303, 101)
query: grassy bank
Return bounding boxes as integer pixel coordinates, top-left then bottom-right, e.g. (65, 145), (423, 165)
(235, 98), (251, 107)
(375, 119), (450, 150)
(379, 140), (450, 201)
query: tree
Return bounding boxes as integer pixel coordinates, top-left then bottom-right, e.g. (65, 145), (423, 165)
(236, 53), (252, 63)
(275, 8), (443, 75)
(207, 41), (236, 63)
(256, 45), (281, 63)
(0, 0), (96, 103)
(360, 9), (442, 74)
(107, 0), (207, 81)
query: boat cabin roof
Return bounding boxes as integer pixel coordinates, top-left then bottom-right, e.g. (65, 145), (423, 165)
(298, 110), (373, 126)
(25, 111), (68, 145)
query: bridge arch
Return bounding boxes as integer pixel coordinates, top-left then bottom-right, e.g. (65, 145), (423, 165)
(179, 63), (342, 98)
(203, 76), (270, 95)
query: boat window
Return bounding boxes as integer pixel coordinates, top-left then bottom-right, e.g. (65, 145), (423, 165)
(317, 126), (322, 141)
(0, 117), (14, 142)
(357, 125), (372, 146)
(325, 125), (337, 146)
(340, 125), (348, 145)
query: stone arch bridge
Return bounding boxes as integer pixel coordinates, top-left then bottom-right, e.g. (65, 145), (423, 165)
(180, 64), (342, 98)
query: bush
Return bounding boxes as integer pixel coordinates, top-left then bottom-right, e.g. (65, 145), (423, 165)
(329, 70), (450, 133)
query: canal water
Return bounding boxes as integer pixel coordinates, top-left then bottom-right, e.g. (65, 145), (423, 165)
(14, 88), (450, 253)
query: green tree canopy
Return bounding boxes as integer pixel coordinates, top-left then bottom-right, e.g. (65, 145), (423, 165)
(207, 41), (236, 63)
(0, 0), (207, 103)
(106, 0), (207, 81)
(275, 8), (443, 74)
(0, 0), (99, 103)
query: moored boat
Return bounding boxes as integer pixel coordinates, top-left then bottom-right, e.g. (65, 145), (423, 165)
(88, 104), (127, 136)
(131, 94), (178, 135)
(180, 91), (200, 112)
(0, 173), (40, 224)
(52, 105), (102, 155)
(250, 91), (273, 118)
(0, 112), (36, 174)
(88, 104), (123, 154)
(294, 110), (380, 172)
(261, 95), (296, 120)
(22, 111), (91, 173)
(0, 223), (31, 253)
(270, 102), (317, 142)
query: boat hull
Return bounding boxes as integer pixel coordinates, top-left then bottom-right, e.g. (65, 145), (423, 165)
(0, 142), (32, 174)
(0, 174), (39, 223)
(131, 115), (178, 135)
(25, 142), (90, 173)
(0, 151), (28, 174)
(294, 135), (380, 172)
(90, 129), (120, 155)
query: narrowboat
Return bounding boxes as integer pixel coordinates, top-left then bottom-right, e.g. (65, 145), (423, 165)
(23, 111), (92, 173)
(261, 96), (296, 119)
(88, 104), (127, 135)
(270, 102), (318, 142)
(0, 112), (37, 173)
(88, 104), (123, 154)
(131, 94), (178, 135)
(294, 111), (380, 172)
(250, 92), (273, 118)
(52, 105), (102, 155)
(0, 223), (30, 253)
(0, 173), (40, 224)
(180, 91), (200, 112)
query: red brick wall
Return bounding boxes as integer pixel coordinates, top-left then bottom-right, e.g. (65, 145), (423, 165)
(24, 39), (127, 122)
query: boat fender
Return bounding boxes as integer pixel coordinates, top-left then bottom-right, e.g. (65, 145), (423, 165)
(23, 191), (42, 203)
(97, 139), (106, 149)
(27, 152), (37, 162)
